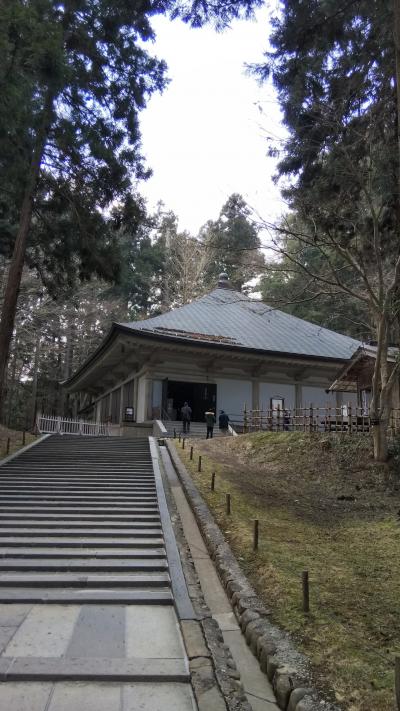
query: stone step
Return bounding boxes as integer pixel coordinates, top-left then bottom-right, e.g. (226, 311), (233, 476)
(0, 559), (168, 572)
(0, 471), (155, 477)
(0, 485), (157, 492)
(3, 469), (155, 475)
(0, 528), (162, 536)
(1, 657), (188, 681)
(0, 497), (159, 507)
(0, 589), (174, 604)
(0, 547), (166, 558)
(0, 508), (161, 517)
(1, 471), (154, 487)
(0, 536), (164, 546)
(0, 520), (162, 528)
(0, 572), (170, 587)
(0, 512), (159, 528)
(7, 462), (153, 472)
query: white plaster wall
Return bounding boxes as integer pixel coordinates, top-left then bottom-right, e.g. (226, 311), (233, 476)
(301, 385), (336, 408)
(216, 379), (252, 420)
(259, 383), (296, 410)
(136, 376), (147, 422)
(339, 391), (358, 407)
(152, 380), (163, 408)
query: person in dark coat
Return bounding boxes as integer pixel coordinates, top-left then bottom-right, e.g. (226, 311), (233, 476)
(205, 410), (216, 439)
(218, 410), (229, 434)
(181, 402), (192, 434)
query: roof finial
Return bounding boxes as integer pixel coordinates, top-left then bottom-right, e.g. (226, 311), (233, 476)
(217, 272), (232, 289)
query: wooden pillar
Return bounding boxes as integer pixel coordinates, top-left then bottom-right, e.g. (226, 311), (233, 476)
(145, 379), (152, 420)
(295, 383), (302, 409)
(252, 381), (260, 411)
(133, 377), (138, 422)
(119, 384), (124, 425)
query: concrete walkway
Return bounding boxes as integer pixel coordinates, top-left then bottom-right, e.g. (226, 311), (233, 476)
(160, 447), (278, 711)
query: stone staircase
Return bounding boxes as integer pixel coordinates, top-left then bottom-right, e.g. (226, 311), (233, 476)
(0, 436), (171, 605)
(0, 435), (196, 709)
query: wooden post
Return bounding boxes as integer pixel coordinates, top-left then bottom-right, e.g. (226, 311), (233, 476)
(302, 570), (310, 613)
(198, 455), (202, 472)
(243, 403), (248, 433)
(253, 519), (259, 551)
(226, 493), (231, 515)
(6, 437), (10, 455)
(348, 402), (352, 434)
(178, 433), (181, 443)
(211, 472), (215, 491)
(309, 404), (313, 432)
(22, 430), (26, 446)
(190, 446), (193, 460)
(173, 428), (176, 439)
(395, 656), (400, 709)
(182, 438), (185, 449)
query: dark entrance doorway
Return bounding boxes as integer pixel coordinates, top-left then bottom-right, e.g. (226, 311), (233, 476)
(164, 381), (216, 421)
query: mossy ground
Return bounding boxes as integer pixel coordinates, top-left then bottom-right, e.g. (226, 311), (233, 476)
(173, 432), (400, 711)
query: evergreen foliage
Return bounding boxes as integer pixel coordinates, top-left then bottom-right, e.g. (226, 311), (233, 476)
(255, 0), (397, 249)
(200, 193), (264, 290)
(0, 0), (263, 408)
(254, 0), (400, 459)
(0, 0), (167, 280)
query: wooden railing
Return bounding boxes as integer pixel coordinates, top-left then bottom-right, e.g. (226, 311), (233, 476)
(37, 415), (121, 437)
(239, 405), (400, 436)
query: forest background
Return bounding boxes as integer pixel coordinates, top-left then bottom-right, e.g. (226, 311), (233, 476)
(2, 0), (397, 439)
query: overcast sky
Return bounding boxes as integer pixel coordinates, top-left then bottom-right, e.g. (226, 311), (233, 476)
(139, 6), (287, 236)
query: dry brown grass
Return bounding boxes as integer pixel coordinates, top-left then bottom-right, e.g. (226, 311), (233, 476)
(174, 432), (400, 711)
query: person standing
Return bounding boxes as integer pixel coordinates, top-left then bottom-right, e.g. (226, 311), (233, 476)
(181, 402), (192, 434)
(205, 409), (216, 439)
(218, 410), (229, 435)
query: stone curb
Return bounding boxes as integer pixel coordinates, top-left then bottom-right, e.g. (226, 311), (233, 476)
(159, 443), (252, 711)
(166, 440), (341, 711)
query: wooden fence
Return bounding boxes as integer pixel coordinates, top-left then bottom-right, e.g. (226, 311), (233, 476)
(37, 415), (121, 437)
(238, 405), (400, 437)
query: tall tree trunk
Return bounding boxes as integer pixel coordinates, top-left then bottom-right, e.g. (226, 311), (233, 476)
(30, 333), (40, 431)
(370, 314), (389, 460)
(6, 344), (18, 428)
(60, 319), (75, 416)
(372, 418), (389, 462)
(0, 91), (54, 418)
(369, 0), (400, 461)
(394, 0), (400, 219)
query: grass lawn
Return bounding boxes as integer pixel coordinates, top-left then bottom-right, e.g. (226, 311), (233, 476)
(0, 425), (37, 461)
(173, 432), (400, 711)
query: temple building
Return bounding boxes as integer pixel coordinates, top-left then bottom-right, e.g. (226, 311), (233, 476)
(63, 274), (360, 432)
(329, 344), (400, 413)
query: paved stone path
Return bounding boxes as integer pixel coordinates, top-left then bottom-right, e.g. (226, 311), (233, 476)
(0, 436), (197, 710)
